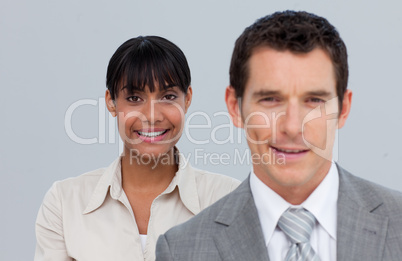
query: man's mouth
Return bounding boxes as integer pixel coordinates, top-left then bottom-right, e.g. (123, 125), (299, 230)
(270, 146), (309, 154)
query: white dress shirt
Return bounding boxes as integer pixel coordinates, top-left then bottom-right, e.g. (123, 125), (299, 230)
(35, 152), (240, 261)
(250, 161), (339, 261)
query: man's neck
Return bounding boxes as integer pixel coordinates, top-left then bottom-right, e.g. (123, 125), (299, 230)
(253, 163), (332, 205)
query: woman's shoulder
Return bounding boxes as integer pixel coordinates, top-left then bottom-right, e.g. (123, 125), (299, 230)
(176, 151), (241, 192)
(51, 156), (120, 194)
(186, 165), (242, 208)
(53, 167), (107, 191)
(42, 157), (121, 209)
(41, 167), (107, 207)
(191, 166), (241, 187)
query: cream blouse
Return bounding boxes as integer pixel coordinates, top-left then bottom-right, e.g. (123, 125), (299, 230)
(35, 153), (240, 261)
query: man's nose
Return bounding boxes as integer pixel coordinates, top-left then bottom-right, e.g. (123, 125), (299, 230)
(279, 103), (303, 139)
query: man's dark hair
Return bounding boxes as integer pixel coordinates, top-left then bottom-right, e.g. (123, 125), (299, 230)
(106, 36), (191, 99)
(230, 10), (348, 111)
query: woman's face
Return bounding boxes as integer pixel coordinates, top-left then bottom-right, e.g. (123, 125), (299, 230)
(106, 84), (192, 159)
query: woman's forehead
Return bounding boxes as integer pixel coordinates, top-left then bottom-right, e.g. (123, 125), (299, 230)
(119, 83), (178, 94)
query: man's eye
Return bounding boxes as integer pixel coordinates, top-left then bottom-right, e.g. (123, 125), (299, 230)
(261, 97), (279, 102)
(163, 94), (177, 100)
(307, 97), (325, 103)
(127, 96), (142, 102)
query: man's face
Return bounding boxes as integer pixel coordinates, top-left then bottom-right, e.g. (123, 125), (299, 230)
(226, 47), (351, 200)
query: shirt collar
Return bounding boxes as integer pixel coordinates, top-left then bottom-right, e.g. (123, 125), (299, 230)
(82, 157), (122, 214)
(171, 152), (201, 215)
(83, 150), (201, 215)
(250, 161), (339, 245)
(303, 161), (338, 240)
(250, 172), (290, 245)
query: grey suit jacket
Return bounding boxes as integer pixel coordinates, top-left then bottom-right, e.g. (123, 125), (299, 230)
(156, 165), (402, 260)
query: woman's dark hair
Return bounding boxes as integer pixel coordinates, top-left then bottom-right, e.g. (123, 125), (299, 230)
(106, 36), (191, 99)
(230, 10), (348, 111)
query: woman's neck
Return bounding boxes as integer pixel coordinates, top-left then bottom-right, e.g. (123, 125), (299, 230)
(120, 148), (178, 192)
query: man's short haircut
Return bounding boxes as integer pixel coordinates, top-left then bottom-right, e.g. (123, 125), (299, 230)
(106, 36), (191, 100)
(230, 10), (348, 111)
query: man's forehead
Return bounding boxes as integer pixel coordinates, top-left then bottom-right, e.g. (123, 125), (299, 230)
(248, 46), (335, 72)
(245, 47), (336, 90)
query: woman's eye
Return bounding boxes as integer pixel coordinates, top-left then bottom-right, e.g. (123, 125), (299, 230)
(163, 94), (177, 100)
(127, 96), (142, 102)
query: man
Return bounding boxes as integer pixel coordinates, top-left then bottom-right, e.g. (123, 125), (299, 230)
(155, 11), (402, 261)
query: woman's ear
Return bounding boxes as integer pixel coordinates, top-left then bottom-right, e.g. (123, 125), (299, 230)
(184, 86), (193, 113)
(105, 90), (117, 117)
(225, 86), (243, 128)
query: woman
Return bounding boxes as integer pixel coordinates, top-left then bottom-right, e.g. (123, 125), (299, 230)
(34, 36), (240, 261)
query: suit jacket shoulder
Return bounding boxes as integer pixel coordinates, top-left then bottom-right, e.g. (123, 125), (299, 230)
(337, 165), (402, 260)
(338, 165), (402, 209)
(156, 178), (269, 261)
(157, 166), (402, 261)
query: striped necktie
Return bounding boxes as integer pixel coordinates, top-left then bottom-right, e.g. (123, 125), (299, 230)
(277, 208), (320, 261)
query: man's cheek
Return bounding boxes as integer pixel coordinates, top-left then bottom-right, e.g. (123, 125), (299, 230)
(302, 119), (327, 149)
(244, 113), (272, 145)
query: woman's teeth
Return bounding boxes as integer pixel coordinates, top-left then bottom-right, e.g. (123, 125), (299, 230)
(137, 130), (166, 137)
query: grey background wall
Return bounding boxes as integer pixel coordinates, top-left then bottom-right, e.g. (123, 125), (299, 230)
(1, 0), (401, 260)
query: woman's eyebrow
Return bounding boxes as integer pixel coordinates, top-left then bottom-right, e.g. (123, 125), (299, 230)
(164, 83), (177, 89)
(121, 85), (144, 93)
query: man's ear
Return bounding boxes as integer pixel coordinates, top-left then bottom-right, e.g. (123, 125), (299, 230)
(338, 89), (352, 129)
(105, 90), (117, 117)
(225, 86), (243, 128)
(184, 86), (193, 113)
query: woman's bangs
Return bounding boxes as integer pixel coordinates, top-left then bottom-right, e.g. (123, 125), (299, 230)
(121, 52), (181, 94)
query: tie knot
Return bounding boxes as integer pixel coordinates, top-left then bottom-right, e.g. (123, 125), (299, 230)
(278, 208), (316, 244)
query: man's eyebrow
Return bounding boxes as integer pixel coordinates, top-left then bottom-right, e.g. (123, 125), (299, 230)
(252, 90), (281, 98)
(305, 90), (333, 97)
(251, 89), (334, 98)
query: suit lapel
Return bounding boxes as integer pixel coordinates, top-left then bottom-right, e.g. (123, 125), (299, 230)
(213, 177), (270, 261)
(210, 166), (390, 260)
(337, 165), (388, 260)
